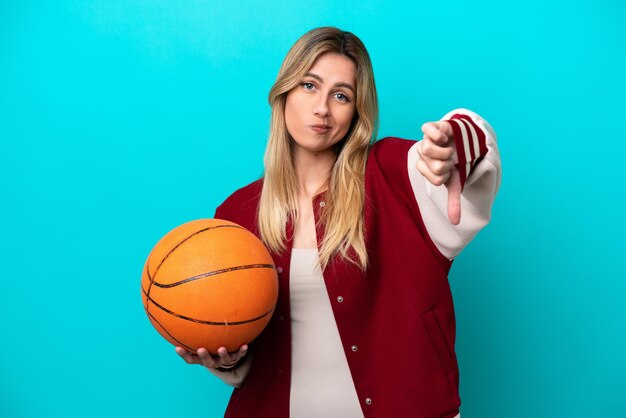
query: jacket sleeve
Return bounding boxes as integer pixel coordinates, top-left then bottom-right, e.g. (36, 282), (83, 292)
(407, 108), (502, 260)
(205, 353), (253, 388)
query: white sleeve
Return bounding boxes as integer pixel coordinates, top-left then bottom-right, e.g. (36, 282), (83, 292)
(205, 352), (253, 388)
(407, 108), (502, 260)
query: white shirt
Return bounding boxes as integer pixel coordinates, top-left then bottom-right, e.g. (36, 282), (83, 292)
(288, 248), (364, 418)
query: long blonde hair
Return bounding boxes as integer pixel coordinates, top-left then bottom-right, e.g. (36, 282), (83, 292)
(258, 27), (378, 272)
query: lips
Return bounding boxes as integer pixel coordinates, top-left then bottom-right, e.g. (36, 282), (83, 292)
(310, 124), (331, 134)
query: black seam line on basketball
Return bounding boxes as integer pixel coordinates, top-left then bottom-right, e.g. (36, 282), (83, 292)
(145, 308), (195, 352)
(153, 264), (276, 288)
(145, 224), (245, 316)
(151, 224), (246, 282)
(144, 261), (154, 315)
(141, 285), (276, 326)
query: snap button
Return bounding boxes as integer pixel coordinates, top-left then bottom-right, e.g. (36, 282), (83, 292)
(351, 345), (358, 352)
(276, 266), (283, 274)
(319, 201), (326, 207)
(337, 296), (344, 303)
(275, 368), (283, 376)
(279, 315), (284, 321)
(365, 398), (372, 405)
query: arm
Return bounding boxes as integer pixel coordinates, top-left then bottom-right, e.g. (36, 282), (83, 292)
(408, 108), (502, 260)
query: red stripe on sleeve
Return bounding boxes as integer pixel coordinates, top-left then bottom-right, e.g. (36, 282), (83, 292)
(446, 119), (469, 190)
(446, 113), (488, 189)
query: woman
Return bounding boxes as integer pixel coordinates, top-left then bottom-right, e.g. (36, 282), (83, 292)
(176, 26), (501, 418)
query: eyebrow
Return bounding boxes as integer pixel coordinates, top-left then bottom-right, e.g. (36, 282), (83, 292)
(304, 72), (356, 94)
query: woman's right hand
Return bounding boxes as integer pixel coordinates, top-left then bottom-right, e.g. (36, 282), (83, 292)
(175, 344), (248, 370)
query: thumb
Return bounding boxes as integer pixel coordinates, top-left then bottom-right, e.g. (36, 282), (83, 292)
(434, 120), (454, 139)
(445, 168), (462, 225)
(421, 121), (454, 146)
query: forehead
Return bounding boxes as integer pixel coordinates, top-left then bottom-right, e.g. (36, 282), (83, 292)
(306, 53), (356, 84)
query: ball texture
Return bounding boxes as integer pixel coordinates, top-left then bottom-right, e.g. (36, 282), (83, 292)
(141, 218), (278, 355)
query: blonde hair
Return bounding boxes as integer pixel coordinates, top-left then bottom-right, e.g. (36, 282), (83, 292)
(258, 27), (378, 272)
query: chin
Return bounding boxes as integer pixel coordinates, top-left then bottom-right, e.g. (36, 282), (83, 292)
(291, 136), (322, 150)
(302, 145), (332, 154)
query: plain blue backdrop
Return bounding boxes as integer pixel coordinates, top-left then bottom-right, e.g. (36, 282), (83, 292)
(1, 1), (625, 417)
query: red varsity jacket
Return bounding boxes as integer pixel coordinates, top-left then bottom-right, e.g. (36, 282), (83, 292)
(213, 136), (473, 418)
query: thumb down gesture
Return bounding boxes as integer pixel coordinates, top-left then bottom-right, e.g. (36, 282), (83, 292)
(416, 121), (462, 225)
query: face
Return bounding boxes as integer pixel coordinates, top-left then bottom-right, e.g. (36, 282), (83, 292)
(284, 53), (357, 155)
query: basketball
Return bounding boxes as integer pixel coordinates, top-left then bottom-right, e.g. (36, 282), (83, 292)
(141, 218), (278, 355)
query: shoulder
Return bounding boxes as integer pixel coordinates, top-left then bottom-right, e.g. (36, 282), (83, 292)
(367, 137), (417, 177)
(369, 137), (417, 164)
(365, 137), (420, 208)
(214, 178), (263, 225)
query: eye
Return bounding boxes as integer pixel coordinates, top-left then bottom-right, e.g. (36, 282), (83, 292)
(334, 92), (351, 103)
(301, 82), (315, 91)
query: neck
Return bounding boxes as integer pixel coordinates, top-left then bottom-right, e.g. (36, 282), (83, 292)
(292, 146), (336, 198)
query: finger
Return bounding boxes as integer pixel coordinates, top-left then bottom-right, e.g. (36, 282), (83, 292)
(219, 344), (249, 368)
(237, 344), (249, 358)
(217, 346), (235, 366)
(419, 138), (455, 161)
(421, 155), (455, 176)
(421, 121), (453, 146)
(416, 158), (451, 186)
(175, 347), (200, 365)
(197, 347), (218, 368)
(445, 169), (462, 225)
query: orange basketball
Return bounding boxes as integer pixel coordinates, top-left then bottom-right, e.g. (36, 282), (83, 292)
(141, 218), (278, 355)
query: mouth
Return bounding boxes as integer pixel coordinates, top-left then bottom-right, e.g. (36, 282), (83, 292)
(310, 124), (332, 134)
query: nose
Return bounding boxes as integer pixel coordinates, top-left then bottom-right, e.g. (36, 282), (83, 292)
(313, 96), (330, 118)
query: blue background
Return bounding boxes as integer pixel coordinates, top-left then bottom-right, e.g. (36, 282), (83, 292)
(1, 1), (625, 417)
